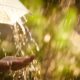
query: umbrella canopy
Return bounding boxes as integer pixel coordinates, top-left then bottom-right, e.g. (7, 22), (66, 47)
(0, 0), (29, 25)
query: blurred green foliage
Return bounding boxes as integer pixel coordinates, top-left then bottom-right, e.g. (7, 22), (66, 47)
(0, 0), (80, 80)
(55, 8), (77, 49)
(20, 0), (80, 80)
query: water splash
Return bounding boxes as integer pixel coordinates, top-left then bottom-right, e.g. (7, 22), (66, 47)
(10, 16), (40, 80)
(25, 26), (40, 52)
(15, 16), (40, 55)
(12, 23), (25, 56)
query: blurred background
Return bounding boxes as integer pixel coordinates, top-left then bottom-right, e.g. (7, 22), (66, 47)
(1, 0), (80, 80)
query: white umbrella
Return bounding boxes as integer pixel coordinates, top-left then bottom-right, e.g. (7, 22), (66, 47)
(0, 0), (39, 53)
(0, 0), (29, 25)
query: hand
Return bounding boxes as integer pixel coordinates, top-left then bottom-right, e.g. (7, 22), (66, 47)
(0, 55), (35, 72)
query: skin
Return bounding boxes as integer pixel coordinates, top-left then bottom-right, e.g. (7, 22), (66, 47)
(0, 55), (35, 72)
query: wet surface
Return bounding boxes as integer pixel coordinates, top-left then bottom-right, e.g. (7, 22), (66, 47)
(0, 55), (35, 72)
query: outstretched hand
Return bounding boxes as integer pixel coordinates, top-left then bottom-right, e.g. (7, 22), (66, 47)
(0, 55), (35, 72)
